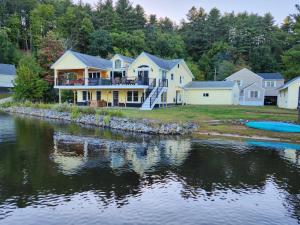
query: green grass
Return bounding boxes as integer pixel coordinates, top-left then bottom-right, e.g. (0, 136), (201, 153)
(1, 102), (298, 123)
(0, 93), (12, 100)
(120, 105), (298, 123)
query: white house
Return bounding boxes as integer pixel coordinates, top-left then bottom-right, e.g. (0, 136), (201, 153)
(0, 64), (16, 91)
(278, 76), (300, 109)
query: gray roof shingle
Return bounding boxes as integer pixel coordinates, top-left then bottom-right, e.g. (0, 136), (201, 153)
(144, 52), (182, 70)
(278, 76), (300, 90)
(184, 81), (236, 89)
(70, 50), (112, 69)
(257, 72), (284, 80)
(118, 54), (135, 63)
(0, 64), (16, 76)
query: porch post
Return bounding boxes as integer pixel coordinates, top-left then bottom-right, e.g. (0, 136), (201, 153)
(59, 89), (62, 104)
(73, 90), (76, 105)
(54, 69), (58, 86)
(84, 67), (88, 86)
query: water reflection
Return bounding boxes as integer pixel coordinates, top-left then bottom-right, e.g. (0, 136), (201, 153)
(0, 114), (300, 225)
(52, 134), (191, 175)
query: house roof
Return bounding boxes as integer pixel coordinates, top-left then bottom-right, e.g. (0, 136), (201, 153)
(184, 81), (236, 89)
(0, 64), (16, 76)
(278, 76), (300, 90)
(117, 54), (135, 63)
(143, 52), (182, 70)
(257, 72), (284, 80)
(70, 50), (112, 69)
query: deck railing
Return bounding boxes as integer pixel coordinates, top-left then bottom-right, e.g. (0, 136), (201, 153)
(56, 77), (156, 87)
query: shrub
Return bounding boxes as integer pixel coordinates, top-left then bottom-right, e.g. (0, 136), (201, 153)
(53, 103), (71, 112)
(70, 107), (81, 119)
(103, 115), (111, 126)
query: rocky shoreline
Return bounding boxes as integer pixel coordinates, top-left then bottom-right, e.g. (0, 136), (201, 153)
(0, 106), (197, 135)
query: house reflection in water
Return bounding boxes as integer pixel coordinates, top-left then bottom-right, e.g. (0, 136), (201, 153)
(51, 134), (191, 175)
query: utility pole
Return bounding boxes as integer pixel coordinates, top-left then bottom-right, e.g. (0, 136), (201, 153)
(214, 67), (217, 81)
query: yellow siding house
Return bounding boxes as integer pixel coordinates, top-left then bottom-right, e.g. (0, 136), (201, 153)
(278, 76), (300, 109)
(51, 50), (195, 110)
(184, 81), (240, 105)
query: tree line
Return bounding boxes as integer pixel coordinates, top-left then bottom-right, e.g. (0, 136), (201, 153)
(0, 0), (300, 101)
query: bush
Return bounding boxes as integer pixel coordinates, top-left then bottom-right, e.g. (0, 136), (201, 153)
(103, 115), (111, 126)
(70, 107), (81, 119)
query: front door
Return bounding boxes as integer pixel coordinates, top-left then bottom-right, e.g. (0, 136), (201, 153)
(138, 70), (149, 85)
(176, 91), (181, 104)
(113, 91), (119, 107)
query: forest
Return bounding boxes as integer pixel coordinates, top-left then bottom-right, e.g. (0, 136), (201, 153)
(0, 0), (300, 101)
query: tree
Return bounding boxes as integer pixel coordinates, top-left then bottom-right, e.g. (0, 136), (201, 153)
(93, 0), (117, 31)
(37, 31), (65, 79)
(30, 4), (56, 50)
(0, 28), (20, 64)
(13, 55), (48, 102)
(88, 29), (112, 57)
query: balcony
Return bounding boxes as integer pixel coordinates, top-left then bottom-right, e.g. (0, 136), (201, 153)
(55, 77), (157, 87)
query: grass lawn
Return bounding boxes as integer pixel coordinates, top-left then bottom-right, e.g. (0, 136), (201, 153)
(120, 105), (298, 123)
(120, 106), (300, 142)
(0, 93), (11, 100)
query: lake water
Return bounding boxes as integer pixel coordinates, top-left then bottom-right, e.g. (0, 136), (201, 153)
(0, 112), (300, 225)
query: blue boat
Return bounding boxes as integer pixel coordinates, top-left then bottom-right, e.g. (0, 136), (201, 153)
(246, 121), (300, 133)
(247, 141), (300, 151)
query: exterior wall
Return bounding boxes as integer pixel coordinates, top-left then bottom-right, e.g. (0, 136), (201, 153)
(52, 52), (86, 70)
(239, 83), (265, 106)
(0, 74), (16, 88)
(166, 61), (193, 104)
(278, 89), (289, 109)
(128, 53), (161, 83)
(263, 79), (284, 96)
(184, 89), (235, 105)
(226, 68), (263, 90)
(76, 89), (144, 106)
(129, 54), (194, 105)
(279, 79), (300, 109)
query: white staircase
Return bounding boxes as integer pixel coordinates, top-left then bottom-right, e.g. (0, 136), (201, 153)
(140, 87), (167, 110)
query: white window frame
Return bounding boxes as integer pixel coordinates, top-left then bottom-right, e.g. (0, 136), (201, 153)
(115, 59), (122, 69)
(248, 90), (260, 99)
(265, 81), (276, 88)
(127, 91), (139, 103)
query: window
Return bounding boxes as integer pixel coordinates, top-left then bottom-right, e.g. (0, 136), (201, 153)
(171, 74), (174, 80)
(180, 76), (182, 84)
(96, 91), (101, 101)
(203, 93), (209, 97)
(89, 72), (100, 79)
(115, 59), (122, 69)
(127, 91), (139, 102)
(235, 80), (242, 86)
(249, 90), (259, 98)
(82, 91), (87, 101)
(178, 64), (180, 68)
(162, 71), (167, 79)
(265, 81), (276, 87)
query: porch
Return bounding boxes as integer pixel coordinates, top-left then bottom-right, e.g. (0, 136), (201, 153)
(54, 68), (156, 87)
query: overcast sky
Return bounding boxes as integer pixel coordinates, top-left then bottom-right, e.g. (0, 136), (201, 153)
(80, 0), (299, 25)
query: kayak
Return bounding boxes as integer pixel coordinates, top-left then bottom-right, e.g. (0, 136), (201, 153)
(247, 140), (300, 150)
(246, 121), (300, 133)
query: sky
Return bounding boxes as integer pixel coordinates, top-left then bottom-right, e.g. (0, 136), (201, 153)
(80, 0), (299, 25)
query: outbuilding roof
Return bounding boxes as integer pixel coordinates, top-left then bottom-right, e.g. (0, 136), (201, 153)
(143, 52), (182, 70)
(184, 81), (236, 89)
(70, 50), (112, 69)
(0, 64), (16, 76)
(117, 54), (135, 63)
(278, 76), (300, 90)
(257, 72), (284, 80)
